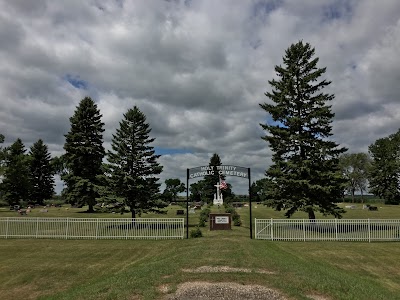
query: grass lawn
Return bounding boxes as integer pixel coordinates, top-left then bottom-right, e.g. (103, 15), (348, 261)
(0, 203), (400, 299)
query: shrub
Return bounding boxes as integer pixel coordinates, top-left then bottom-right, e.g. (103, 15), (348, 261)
(190, 227), (203, 238)
(224, 205), (242, 226)
(233, 216), (242, 226)
(198, 207), (211, 227)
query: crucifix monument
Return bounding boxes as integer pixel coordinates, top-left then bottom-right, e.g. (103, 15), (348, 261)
(213, 182), (223, 205)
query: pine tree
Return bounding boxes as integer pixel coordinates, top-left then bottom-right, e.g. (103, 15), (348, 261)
(1, 139), (31, 205)
(107, 106), (164, 219)
(260, 41), (347, 219)
(29, 139), (55, 205)
(63, 97), (105, 212)
(368, 131), (400, 204)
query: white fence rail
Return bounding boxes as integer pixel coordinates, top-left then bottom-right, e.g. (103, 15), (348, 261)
(0, 218), (185, 240)
(255, 219), (400, 242)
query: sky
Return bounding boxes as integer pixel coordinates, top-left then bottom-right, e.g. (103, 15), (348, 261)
(1, 0), (400, 195)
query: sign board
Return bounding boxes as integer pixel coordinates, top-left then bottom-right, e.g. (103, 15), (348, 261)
(215, 216), (229, 224)
(188, 165), (248, 179)
(209, 213), (231, 231)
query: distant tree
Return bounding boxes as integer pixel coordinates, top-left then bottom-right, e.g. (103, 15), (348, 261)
(368, 131), (400, 204)
(260, 41), (347, 219)
(162, 178), (185, 202)
(339, 153), (371, 202)
(62, 97), (105, 212)
(251, 178), (273, 203)
(51, 155), (69, 177)
(107, 106), (164, 219)
(189, 181), (206, 202)
(29, 139), (55, 205)
(0, 139), (31, 205)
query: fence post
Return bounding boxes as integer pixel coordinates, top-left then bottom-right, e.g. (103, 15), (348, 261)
(335, 218), (338, 241)
(65, 218), (69, 240)
(6, 218), (10, 239)
(96, 218), (99, 240)
(271, 218), (274, 241)
(303, 219), (306, 242)
(254, 219), (257, 239)
(36, 218), (39, 239)
(368, 219), (371, 243)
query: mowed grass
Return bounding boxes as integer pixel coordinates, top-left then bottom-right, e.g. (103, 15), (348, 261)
(0, 203), (400, 300)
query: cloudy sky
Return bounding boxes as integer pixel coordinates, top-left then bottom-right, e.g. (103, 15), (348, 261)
(1, 0), (400, 194)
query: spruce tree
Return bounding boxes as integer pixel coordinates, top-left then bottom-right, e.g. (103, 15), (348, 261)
(63, 97), (105, 212)
(368, 131), (400, 204)
(260, 41), (347, 219)
(107, 106), (164, 219)
(1, 139), (31, 206)
(29, 139), (55, 205)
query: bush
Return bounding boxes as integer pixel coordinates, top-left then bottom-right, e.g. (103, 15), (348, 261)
(198, 207), (211, 227)
(233, 216), (242, 226)
(190, 227), (203, 238)
(224, 205), (242, 227)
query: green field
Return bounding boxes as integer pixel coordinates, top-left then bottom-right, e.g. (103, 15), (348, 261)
(0, 204), (400, 299)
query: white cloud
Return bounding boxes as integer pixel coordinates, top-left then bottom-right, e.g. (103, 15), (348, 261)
(1, 0), (400, 194)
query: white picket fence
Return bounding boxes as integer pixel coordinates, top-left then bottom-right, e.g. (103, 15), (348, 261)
(0, 218), (185, 240)
(255, 219), (400, 242)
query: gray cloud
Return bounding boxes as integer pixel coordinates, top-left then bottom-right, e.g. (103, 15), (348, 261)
(1, 0), (400, 194)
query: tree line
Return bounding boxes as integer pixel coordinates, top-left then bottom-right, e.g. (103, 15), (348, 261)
(1, 41), (399, 220)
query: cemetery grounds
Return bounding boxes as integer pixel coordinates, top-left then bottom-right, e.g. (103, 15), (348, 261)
(0, 202), (399, 300)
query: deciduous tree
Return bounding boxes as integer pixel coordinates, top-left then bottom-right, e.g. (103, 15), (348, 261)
(339, 153), (371, 202)
(162, 178), (185, 202)
(260, 41), (347, 219)
(368, 131), (400, 204)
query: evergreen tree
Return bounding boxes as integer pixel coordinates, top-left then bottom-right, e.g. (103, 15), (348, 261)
(63, 97), (105, 212)
(368, 131), (400, 204)
(107, 106), (164, 219)
(29, 139), (55, 205)
(260, 41), (347, 219)
(1, 139), (31, 205)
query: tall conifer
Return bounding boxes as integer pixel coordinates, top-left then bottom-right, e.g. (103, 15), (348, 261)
(29, 139), (55, 205)
(260, 41), (347, 219)
(63, 97), (105, 212)
(1, 139), (31, 205)
(107, 106), (163, 219)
